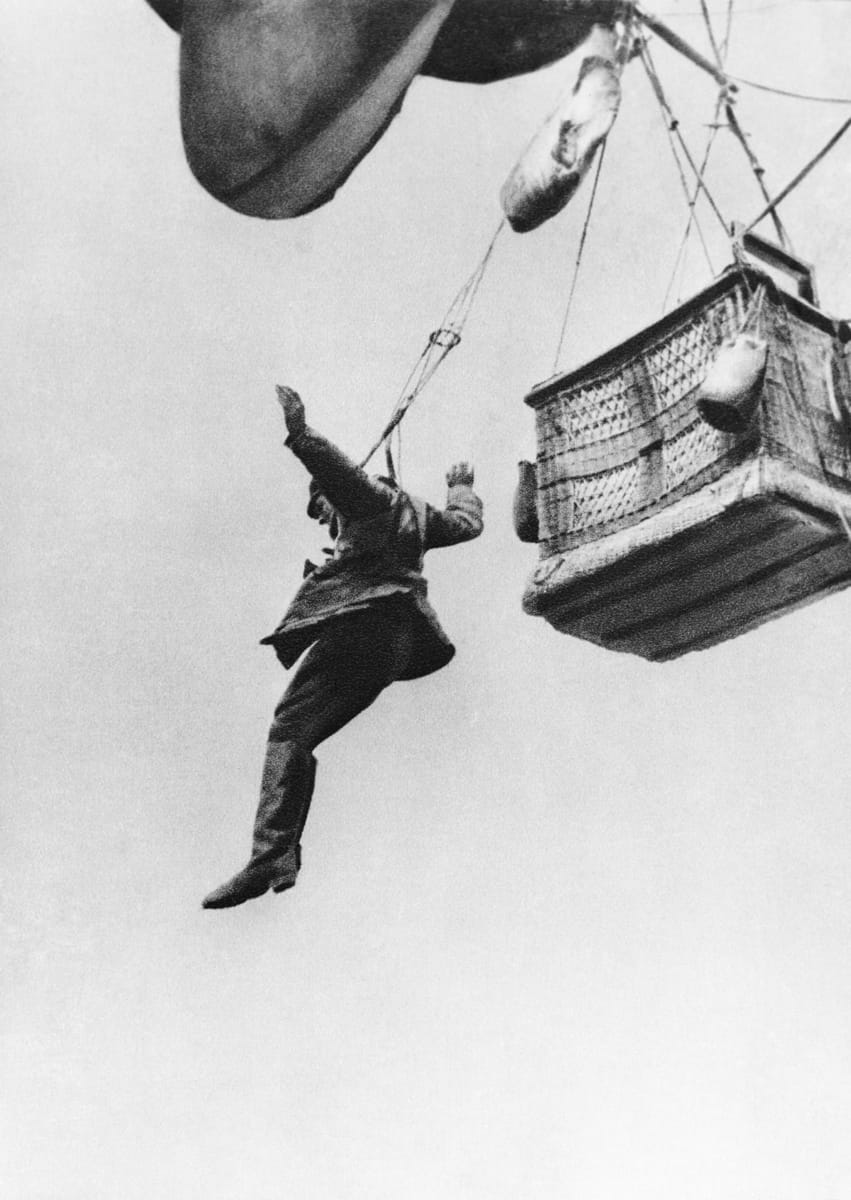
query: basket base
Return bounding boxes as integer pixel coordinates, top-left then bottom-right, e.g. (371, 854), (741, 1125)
(523, 457), (851, 661)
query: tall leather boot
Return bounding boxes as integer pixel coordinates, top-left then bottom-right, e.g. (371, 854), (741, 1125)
(202, 740), (316, 909)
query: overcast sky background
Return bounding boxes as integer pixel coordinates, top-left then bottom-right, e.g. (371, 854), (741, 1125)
(4, 2), (851, 1198)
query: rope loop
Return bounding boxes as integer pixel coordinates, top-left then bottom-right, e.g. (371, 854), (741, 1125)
(740, 282), (767, 336)
(428, 328), (462, 350)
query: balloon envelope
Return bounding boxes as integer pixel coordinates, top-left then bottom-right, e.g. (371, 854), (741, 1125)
(144, 0), (618, 218)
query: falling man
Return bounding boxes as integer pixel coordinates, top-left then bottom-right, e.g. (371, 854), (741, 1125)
(203, 385), (484, 908)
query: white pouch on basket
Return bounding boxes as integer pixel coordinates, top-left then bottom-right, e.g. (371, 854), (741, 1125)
(513, 460), (539, 543)
(696, 333), (768, 433)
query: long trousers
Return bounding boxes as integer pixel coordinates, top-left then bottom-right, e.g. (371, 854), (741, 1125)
(268, 604), (417, 752)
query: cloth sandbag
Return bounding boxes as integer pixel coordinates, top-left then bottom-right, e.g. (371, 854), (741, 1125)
(513, 460), (540, 543)
(501, 54), (620, 233)
(696, 334), (768, 434)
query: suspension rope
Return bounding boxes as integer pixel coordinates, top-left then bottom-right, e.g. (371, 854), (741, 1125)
(359, 219), (505, 469)
(552, 145), (608, 372)
(636, 8), (732, 86)
(742, 114), (851, 235)
(730, 74), (851, 105)
(550, 10), (637, 372)
(719, 0), (735, 58)
(699, 0), (724, 66)
(696, 0), (792, 247)
(662, 98), (723, 310)
(638, 5), (851, 106)
(695, 0), (789, 251)
(660, 0), (851, 13)
(725, 101), (791, 247)
(640, 39), (730, 238)
(661, 0), (734, 308)
(734, 279), (766, 340)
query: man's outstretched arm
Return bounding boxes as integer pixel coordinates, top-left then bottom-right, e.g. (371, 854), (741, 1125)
(425, 461), (484, 547)
(277, 386), (393, 518)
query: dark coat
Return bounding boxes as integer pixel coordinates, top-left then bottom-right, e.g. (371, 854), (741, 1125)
(260, 426), (483, 680)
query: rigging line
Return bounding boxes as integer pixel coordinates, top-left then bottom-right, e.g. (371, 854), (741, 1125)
(730, 74), (851, 104)
(546, 11), (639, 371)
(385, 232), (496, 413)
(699, 0), (724, 65)
(742, 113), (851, 234)
(635, 8), (732, 86)
(640, 8), (851, 102)
(384, 422), (402, 484)
(549, 10), (637, 372)
(362, 342), (456, 467)
(696, 0), (790, 247)
(725, 101), (790, 246)
(698, 0), (792, 247)
(552, 144), (609, 373)
(662, 99), (722, 310)
(640, 40), (730, 238)
(674, 158), (716, 288)
(384, 434), (396, 481)
(720, 0), (735, 57)
(664, 0), (731, 310)
(741, 280), (766, 333)
(360, 220), (505, 468)
(652, 95), (717, 278)
(662, 0), (731, 309)
(658, 0), (851, 13)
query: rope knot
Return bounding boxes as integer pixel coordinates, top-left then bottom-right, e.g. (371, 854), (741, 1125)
(428, 328), (462, 350)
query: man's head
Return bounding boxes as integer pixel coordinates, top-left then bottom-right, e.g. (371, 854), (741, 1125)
(306, 473), (400, 537)
(307, 474), (399, 518)
(306, 479), (334, 527)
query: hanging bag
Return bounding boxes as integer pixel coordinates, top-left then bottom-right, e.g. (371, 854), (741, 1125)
(513, 460), (539, 543)
(696, 333), (768, 433)
(501, 52), (621, 233)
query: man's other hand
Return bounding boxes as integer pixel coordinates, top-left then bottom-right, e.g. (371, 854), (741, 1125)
(446, 461), (474, 487)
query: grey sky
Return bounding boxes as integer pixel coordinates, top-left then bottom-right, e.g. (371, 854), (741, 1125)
(4, 2), (851, 1197)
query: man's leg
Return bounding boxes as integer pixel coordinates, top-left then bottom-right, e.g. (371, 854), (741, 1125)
(269, 604), (416, 750)
(203, 605), (415, 908)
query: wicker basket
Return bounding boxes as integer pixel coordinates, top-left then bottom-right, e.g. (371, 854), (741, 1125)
(522, 260), (851, 660)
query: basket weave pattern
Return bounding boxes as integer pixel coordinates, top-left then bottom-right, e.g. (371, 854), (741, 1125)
(760, 310), (851, 480)
(534, 274), (851, 557)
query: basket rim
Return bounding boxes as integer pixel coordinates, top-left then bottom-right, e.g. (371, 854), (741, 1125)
(525, 264), (848, 410)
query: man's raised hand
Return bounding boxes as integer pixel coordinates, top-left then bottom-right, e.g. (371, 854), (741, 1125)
(446, 461), (474, 487)
(275, 385), (306, 438)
